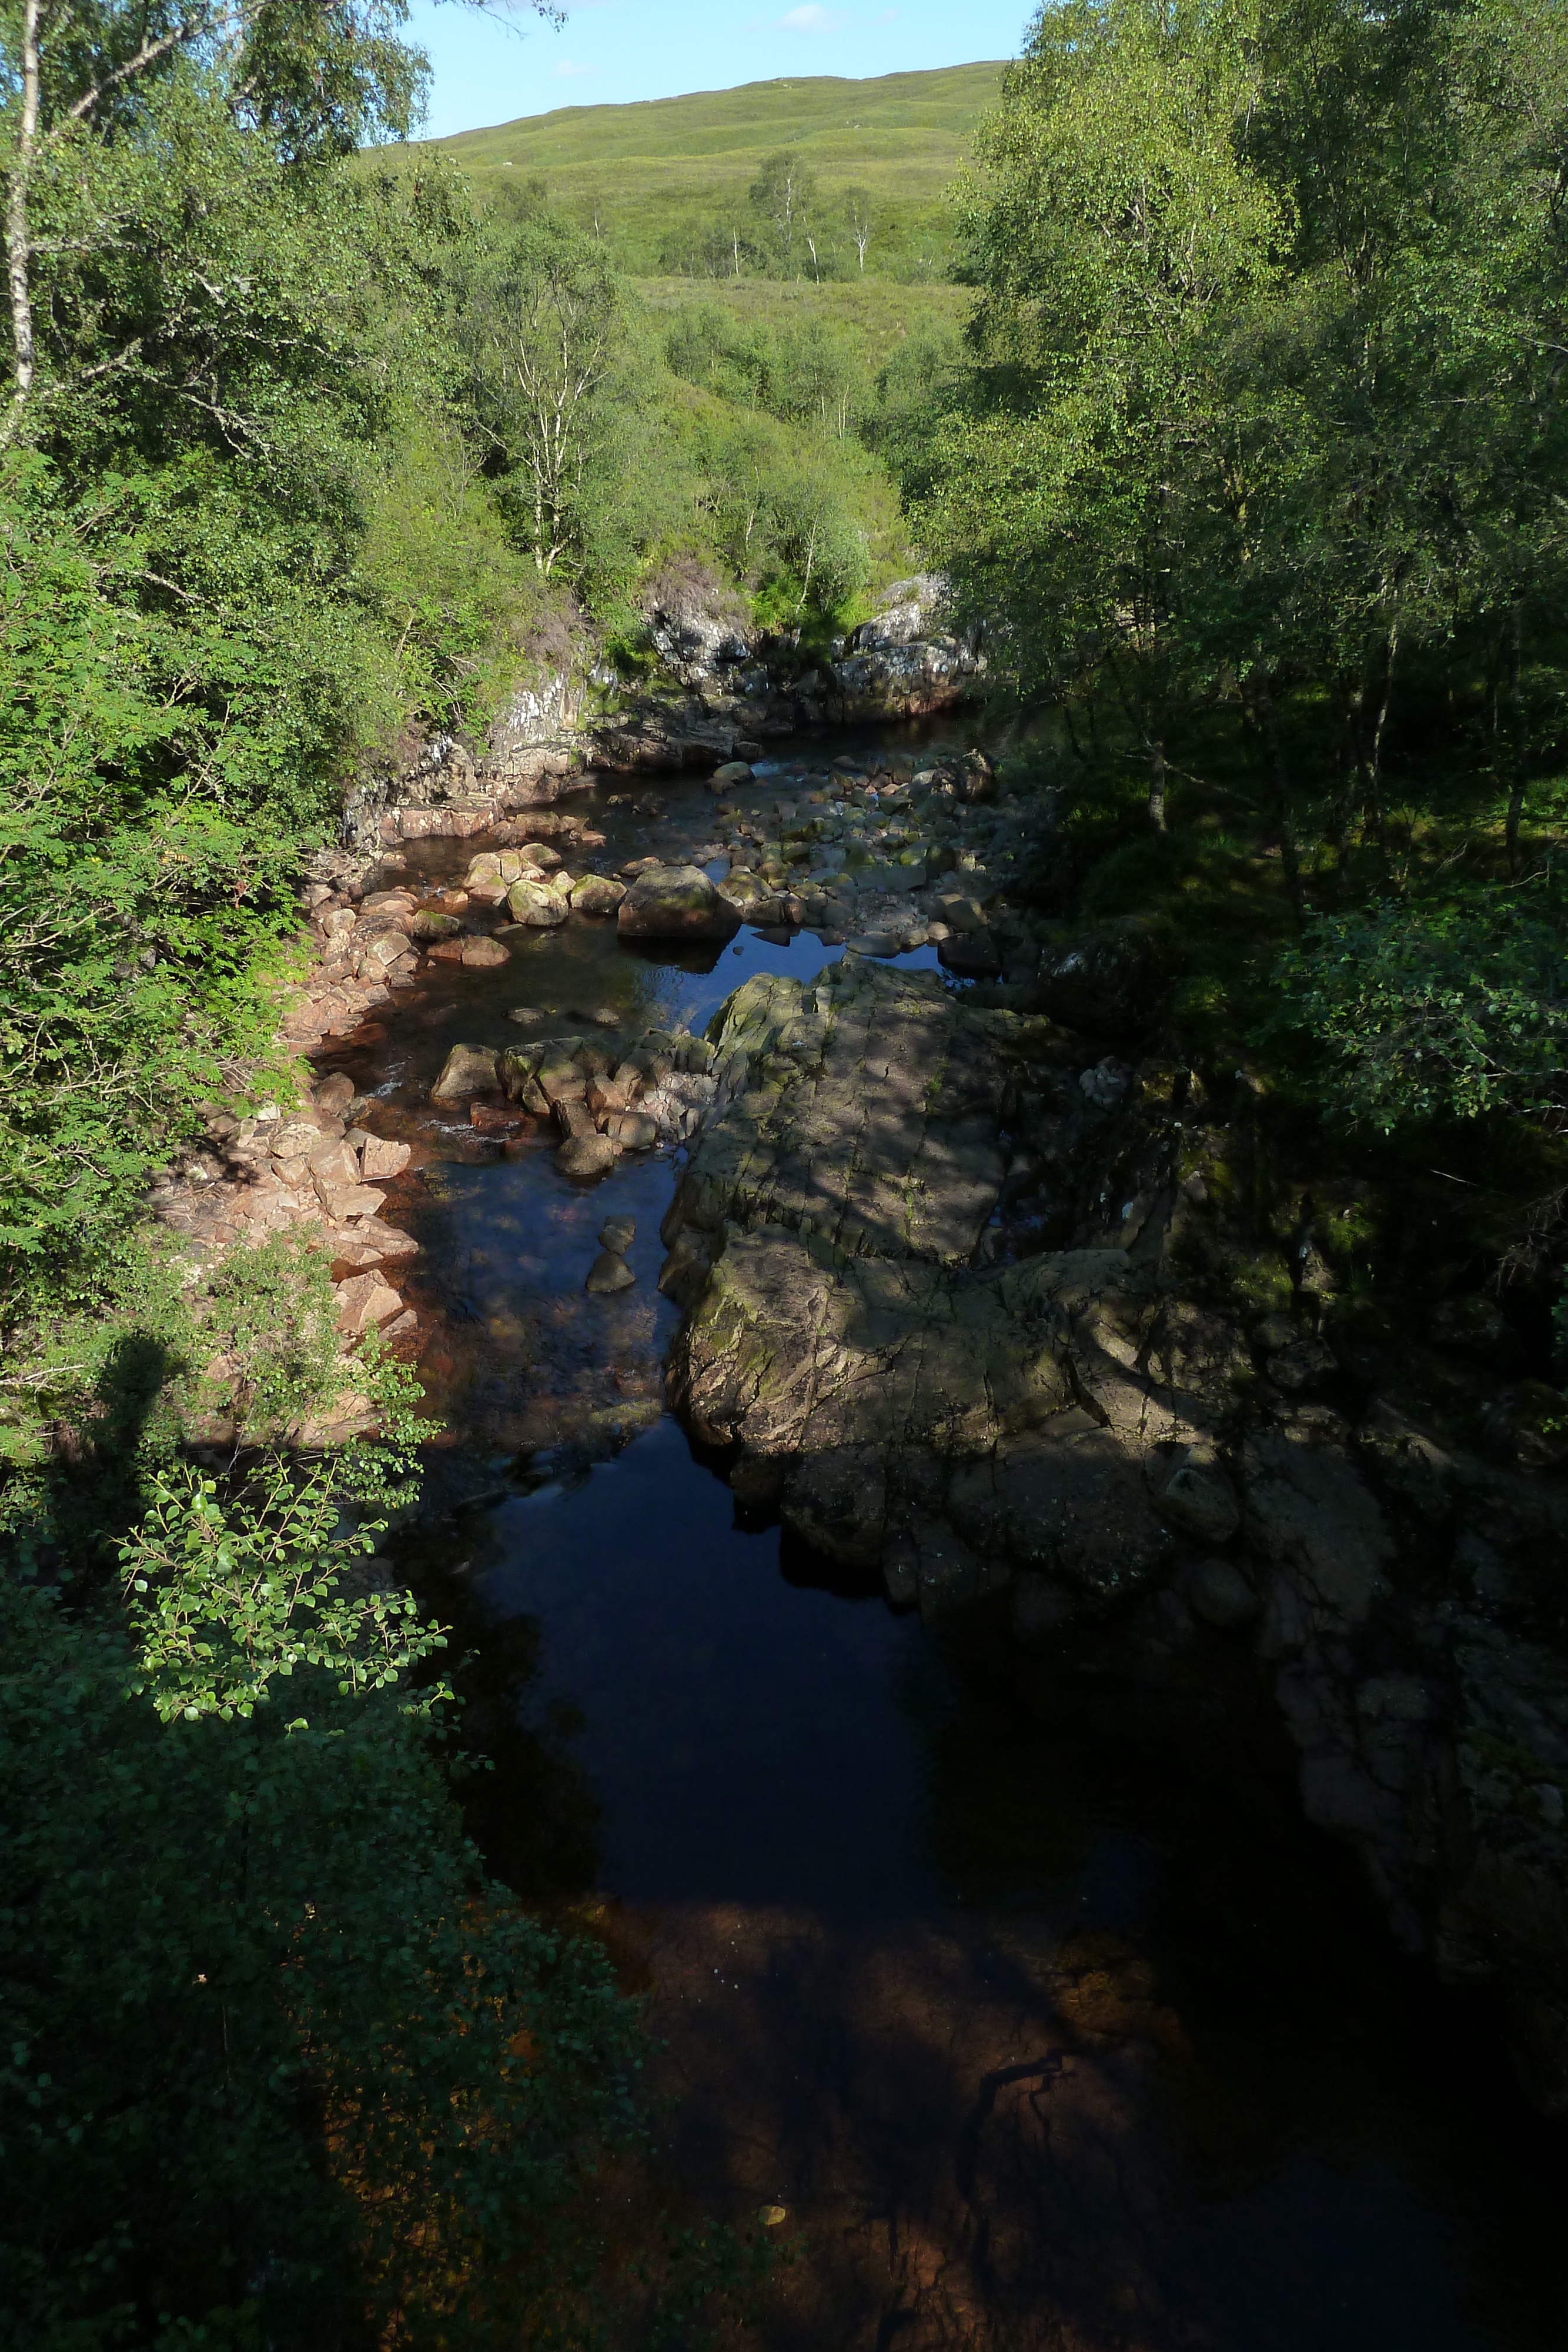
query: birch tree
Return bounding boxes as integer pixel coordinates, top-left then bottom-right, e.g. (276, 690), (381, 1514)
(464, 219), (621, 575)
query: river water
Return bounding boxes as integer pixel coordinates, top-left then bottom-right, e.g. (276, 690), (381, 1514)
(319, 745), (1567, 2352)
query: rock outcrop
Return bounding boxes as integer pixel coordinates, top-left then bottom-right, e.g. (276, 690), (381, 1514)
(659, 954), (1568, 2116)
(349, 573), (985, 850)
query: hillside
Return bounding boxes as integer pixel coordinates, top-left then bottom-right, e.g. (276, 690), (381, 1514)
(384, 63), (1008, 278)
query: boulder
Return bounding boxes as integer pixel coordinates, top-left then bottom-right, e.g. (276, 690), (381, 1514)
(600, 1214), (636, 1254)
(359, 1135), (412, 1181)
(412, 908), (464, 941)
(606, 1111), (658, 1151)
(308, 1137), (360, 1190)
(461, 934), (510, 968)
(508, 877), (569, 927)
(618, 864), (742, 944)
(1156, 1455), (1242, 1546)
(585, 1249), (636, 1295)
(318, 1182), (387, 1223)
(431, 1043), (499, 1101)
(938, 932), (1002, 980)
(1036, 920), (1179, 1041)
(312, 1072), (355, 1118)
(1188, 1556), (1259, 1629)
(335, 1271), (402, 1338)
(557, 1135), (616, 1181)
(570, 873), (627, 916)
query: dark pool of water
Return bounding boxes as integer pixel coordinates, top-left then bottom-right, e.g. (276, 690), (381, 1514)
(338, 752), (1568, 2352)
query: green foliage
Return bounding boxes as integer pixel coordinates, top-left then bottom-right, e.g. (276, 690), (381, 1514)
(118, 1451), (440, 1716)
(1279, 898), (1568, 1130)
(901, 0), (1568, 1327)
(354, 412), (562, 727)
(0, 1571), (641, 2350)
(459, 216), (625, 577)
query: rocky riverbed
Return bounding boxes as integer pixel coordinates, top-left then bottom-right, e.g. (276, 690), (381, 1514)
(144, 732), (1568, 2346)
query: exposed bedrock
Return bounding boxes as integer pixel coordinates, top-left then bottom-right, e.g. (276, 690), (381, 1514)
(660, 956), (1568, 2115)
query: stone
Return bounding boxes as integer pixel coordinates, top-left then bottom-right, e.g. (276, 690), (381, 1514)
(712, 760), (754, 784)
(507, 1005), (544, 1026)
(336, 1215), (418, 1263)
(617, 863), (742, 943)
(308, 1137), (360, 1190)
(585, 1249), (636, 1294)
(1246, 1430), (1394, 1635)
(538, 1063), (586, 1107)
(412, 908), (463, 941)
(359, 1135), (412, 1181)
(937, 931), (1002, 979)
(317, 1182), (386, 1223)
(431, 1043), (499, 1101)
(554, 1097), (596, 1141)
(1269, 1334), (1338, 1394)
(335, 1271), (402, 1337)
(570, 873), (627, 916)
(1156, 1456), (1242, 1546)
(460, 934), (510, 968)
(312, 1072), (355, 1118)
(557, 1134), (616, 1181)
(508, 877), (569, 926)
(606, 1111), (659, 1151)
(781, 1446), (887, 1572)
(600, 1215), (636, 1254)
(516, 840), (561, 870)
(586, 1075), (628, 1118)
(1187, 1556), (1259, 1628)
(1036, 919), (1179, 1041)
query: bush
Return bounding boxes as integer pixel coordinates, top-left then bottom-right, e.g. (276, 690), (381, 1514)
(1278, 898), (1568, 1131)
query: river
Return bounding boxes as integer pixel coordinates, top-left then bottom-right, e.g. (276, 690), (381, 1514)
(317, 741), (1567, 2352)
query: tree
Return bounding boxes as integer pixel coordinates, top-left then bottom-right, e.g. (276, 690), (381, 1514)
(748, 146), (817, 272)
(927, 0), (1283, 831)
(844, 183), (873, 272)
(1, 0), (430, 448)
(462, 218), (622, 575)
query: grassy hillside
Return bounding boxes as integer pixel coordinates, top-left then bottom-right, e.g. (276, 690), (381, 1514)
(387, 63), (1007, 278)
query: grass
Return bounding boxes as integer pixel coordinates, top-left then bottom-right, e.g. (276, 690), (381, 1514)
(376, 62), (1008, 277)
(636, 273), (972, 368)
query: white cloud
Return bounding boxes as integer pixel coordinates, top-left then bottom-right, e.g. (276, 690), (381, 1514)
(553, 56), (599, 75)
(780, 3), (843, 29)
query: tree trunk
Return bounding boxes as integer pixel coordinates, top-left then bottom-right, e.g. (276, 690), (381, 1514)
(1254, 677), (1306, 929)
(5, 0), (41, 424)
(1503, 607), (1527, 877)
(1366, 614), (1398, 858)
(1146, 735), (1168, 833)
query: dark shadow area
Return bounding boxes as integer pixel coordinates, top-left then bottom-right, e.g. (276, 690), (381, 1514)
(34, 1331), (183, 1589)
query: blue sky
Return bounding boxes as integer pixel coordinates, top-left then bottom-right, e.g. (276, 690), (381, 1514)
(400, 0), (1034, 142)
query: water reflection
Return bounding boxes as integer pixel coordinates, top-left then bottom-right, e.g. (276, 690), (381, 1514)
(352, 754), (1567, 2352)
